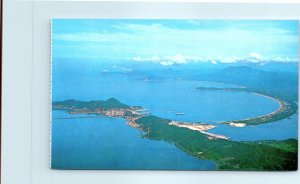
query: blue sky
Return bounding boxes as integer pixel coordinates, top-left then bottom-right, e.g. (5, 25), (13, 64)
(52, 19), (299, 65)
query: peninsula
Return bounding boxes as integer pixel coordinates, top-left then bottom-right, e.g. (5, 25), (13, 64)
(53, 98), (298, 171)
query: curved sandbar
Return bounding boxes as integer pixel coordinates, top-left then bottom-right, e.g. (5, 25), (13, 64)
(196, 87), (297, 126)
(169, 121), (229, 140)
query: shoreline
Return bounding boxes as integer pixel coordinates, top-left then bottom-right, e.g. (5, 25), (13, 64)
(222, 95), (291, 127)
(52, 98), (298, 170)
(196, 87), (297, 127)
(53, 102), (229, 140)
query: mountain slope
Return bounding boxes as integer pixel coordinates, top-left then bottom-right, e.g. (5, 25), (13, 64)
(195, 66), (298, 102)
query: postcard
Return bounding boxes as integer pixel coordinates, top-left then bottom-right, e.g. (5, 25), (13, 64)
(51, 19), (298, 170)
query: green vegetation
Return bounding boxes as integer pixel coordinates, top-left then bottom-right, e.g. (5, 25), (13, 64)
(197, 87), (298, 126)
(136, 115), (298, 170)
(53, 98), (298, 170)
(52, 98), (130, 111)
(260, 139), (298, 153)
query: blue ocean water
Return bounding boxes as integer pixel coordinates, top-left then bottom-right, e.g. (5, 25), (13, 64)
(52, 110), (216, 170)
(52, 59), (298, 170)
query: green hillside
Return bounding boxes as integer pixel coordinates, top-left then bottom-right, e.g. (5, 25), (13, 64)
(52, 98), (130, 111)
(136, 115), (298, 171)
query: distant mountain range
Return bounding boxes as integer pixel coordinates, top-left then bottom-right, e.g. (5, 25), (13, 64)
(98, 62), (298, 102)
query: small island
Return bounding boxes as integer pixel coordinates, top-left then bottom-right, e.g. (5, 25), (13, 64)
(53, 98), (298, 171)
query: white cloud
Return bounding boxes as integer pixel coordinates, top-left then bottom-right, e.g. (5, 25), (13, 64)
(249, 52), (264, 61)
(211, 60), (218, 64)
(160, 61), (174, 66)
(217, 56), (239, 63)
(132, 56), (161, 63)
(132, 54), (186, 65)
(132, 53), (298, 65)
(272, 56), (298, 62)
(166, 54), (187, 64)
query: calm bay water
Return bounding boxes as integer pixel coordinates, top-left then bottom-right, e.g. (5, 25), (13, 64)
(52, 59), (298, 169)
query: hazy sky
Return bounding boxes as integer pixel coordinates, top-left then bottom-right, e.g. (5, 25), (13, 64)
(52, 19), (299, 65)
